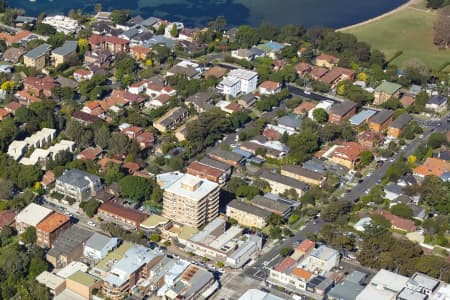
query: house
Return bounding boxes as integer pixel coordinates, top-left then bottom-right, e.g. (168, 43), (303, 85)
(305, 245), (340, 273)
(51, 40), (78, 66)
(185, 92), (214, 113)
(295, 62), (312, 77)
(260, 171), (308, 197)
(349, 109), (377, 127)
(308, 100), (334, 119)
(130, 45), (150, 60)
(310, 66), (329, 80)
(426, 95), (448, 113)
(66, 271), (102, 300)
(73, 69), (93, 82)
(187, 161), (227, 184)
(376, 210), (416, 232)
(328, 100), (357, 124)
(0, 211), (16, 229)
(42, 15), (80, 34)
(166, 62), (200, 80)
(23, 76), (59, 98)
(84, 49), (113, 67)
(358, 130), (381, 150)
(83, 232), (119, 263)
(0, 108), (11, 121)
(400, 94), (415, 108)
(281, 165), (326, 187)
(238, 93), (257, 108)
(55, 169), (103, 202)
(23, 43), (51, 70)
(36, 271), (66, 296)
(3, 47), (25, 63)
(0, 30), (34, 46)
(329, 141), (366, 169)
(384, 183), (404, 201)
(231, 47), (265, 61)
(203, 66), (228, 79)
(226, 199), (270, 229)
(373, 81), (402, 105)
(387, 114), (412, 139)
(272, 59), (287, 71)
(256, 41), (285, 59)
(315, 53), (339, 69)
(15, 16), (37, 28)
(153, 107), (189, 133)
(356, 269), (409, 300)
(15, 203), (53, 233)
(217, 69), (258, 97)
(98, 201), (148, 229)
(259, 80), (282, 95)
(46, 225), (94, 268)
(15, 89), (42, 106)
(353, 217), (372, 232)
(294, 101), (316, 116)
(319, 67), (355, 88)
(413, 157), (450, 180)
(184, 218), (262, 268)
(368, 109), (394, 133)
(77, 147), (103, 161)
(36, 212), (71, 248)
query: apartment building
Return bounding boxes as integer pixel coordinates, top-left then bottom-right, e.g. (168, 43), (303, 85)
(24, 43), (51, 70)
(153, 107), (189, 133)
(368, 110), (394, 133)
(281, 165), (326, 187)
(373, 81), (402, 105)
(15, 203), (53, 233)
(97, 201), (148, 230)
(36, 212), (71, 248)
(260, 171), (308, 197)
(217, 69), (258, 97)
(162, 173), (220, 228)
(226, 199), (270, 229)
(51, 40), (78, 66)
(387, 114), (412, 139)
(55, 169), (103, 202)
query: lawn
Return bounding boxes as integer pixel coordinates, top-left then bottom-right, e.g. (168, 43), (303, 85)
(344, 7), (450, 70)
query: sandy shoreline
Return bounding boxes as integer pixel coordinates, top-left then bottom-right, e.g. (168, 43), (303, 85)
(336, 0), (421, 31)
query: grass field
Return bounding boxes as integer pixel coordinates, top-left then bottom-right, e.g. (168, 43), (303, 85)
(344, 7), (450, 70)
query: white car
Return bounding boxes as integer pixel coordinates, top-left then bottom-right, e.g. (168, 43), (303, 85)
(87, 221), (96, 227)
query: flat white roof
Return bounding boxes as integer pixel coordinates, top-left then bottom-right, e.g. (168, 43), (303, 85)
(165, 173), (218, 202)
(54, 290), (86, 300)
(371, 269), (409, 292)
(15, 203), (53, 227)
(220, 76), (240, 87)
(239, 289), (285, 300)
(56, 261), (89, 279)
(36, 271), (65, 290)
(228, 69), (258, 81)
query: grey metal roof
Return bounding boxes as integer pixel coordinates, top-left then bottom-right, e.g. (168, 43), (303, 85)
(428, 95), (448, 105)
(302, 159), (326, 174)
(227, 199), (271, 218)
(278, 114), (302, 130)
(328, 279), (365, 300)
(390, 113), (412, 129)
(209, 149), (244, 162)
(25, 43), (51, 60)
(122, 28), (139, 39)
(141, 17), (159, 27)
(57, 169), (101, 189)
(260, 171), (308, 191)
(199, 157), (231, 172)
(349, 109), (377, 126)
(15, 16), (37, 23)
(84, 232), (116, 251)
(249, 47), (265, 56)
(53, 41), (78, 57)
(330, 100), (356, 116)
(369, 109), (393, 124)
(47, 225), (93, 258)
(252, 195), (291, 213)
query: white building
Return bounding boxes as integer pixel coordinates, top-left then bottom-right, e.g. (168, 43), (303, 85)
(239, 289), (285, 300)
(55, 169), (103, 202)
(7, 140), (28, 161)
(217, 69), (258, 97)
(164, 22), (184, 38)
(303, 245), (339, 274)
(308, 100), (334, 120)
(20, 140), (75, 166)
(15, 203), (53, 233)
(353, 217), (372, 232)
(356, 269), (409, 300)
(83, 232), (119, 263)
(42, 15), (80, 34)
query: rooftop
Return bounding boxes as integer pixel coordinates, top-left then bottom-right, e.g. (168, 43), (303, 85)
(25, 43), (51, 59)
(36, 271), (65, 290)
(98, 201), (148, 224)
(375, 81), (402, 95)
(209, 149), (244, 163)
(140, 215), (170, 229)
(260, 171), (308, 191)
(252, 195), (292, 214)
(36, 212), (70, 233)
(85, 232), (117, 252)
(370, 109), (394, 124)
(165, 173), (219, 201)
(239, 289), (285, 300)
(330, 100), (356, 116)
(227, 199), (271, 219)
(52, 40), (78, 56)
(390, 113), (412, 129)
(349, 109), (377, 126)
(16, 203), (53, 227)
(47, 225), (93, 258)
(57, 169), (101, 189)
(282, 164), (324, 181)
(228, 68), (258, 81)
(309, 245), (339, 261)
(68, 271), (100, 287)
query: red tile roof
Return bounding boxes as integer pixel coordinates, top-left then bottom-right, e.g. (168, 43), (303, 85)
(316, 53), (340, 64)
(36, 212), (70, 233)
(295, 239), (315, 253)
(98, 201), (148, 225)
(78, 147), (103, 161)
(332, 142), (366, 162)
(188, 161), (224, 178)
(260, 80), (280, 91)
(0, 211), (16, 228)
(376, 210), (416, 232)
(274, 257), (296, 273)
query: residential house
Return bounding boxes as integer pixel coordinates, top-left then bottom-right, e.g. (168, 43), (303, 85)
(130, 45), (150, 60)
(426, 95), (448, 113)
(387, 114), (412, 139)
(256, 41), (285, 59)
(15, 16), (37, 28)
(295, 62), (312, 77)
(23, 76), (59, 98)
(203, 66), (228, 79)
(281, 165), (326, 187)
(400, 95), (415, 108)
(294, 101), (316, 116)
(0, 30), (34, 46)
(166, 62), (200, 80)
(260, 171), (308, 197)
(238, 93), (257, 108)
(185, 92), (215, 113)
(353, 217), (372, 232)
(328, 100), (357, 124)
(373, 81), (402, 105)
(154, 107), (189, 133)
(358, 130), (381, 150)
(310, 66), (329, 80)
(36, 212), (71, 248)
(217, 69), (258, 97)
(259, 80), (282, 95)
(73, 69), (93, 82)
(315, 53), (339, 69)
(3, 47), (25, 63)
(98, 201), (148, 229)
(0, 108), (11, 120)
(51, 40), (78, 66)
(0, 211), (16, 229)
(376, 210), (416, 232)
(83, 232), (119, 263)
(329, 141), (366, 169)
(42, 15), (80, 34)
(413, 157), (450, 180)
(77, 147), (103, 161)
(162, 173), (220, 228)
(368, 109), (394, 133)
(46, 225), (94, 268)
(15, 203), (53, 233)
(84, 49), (113, 67)
(308, 100), (334, 119)
(226, 199), (270, 229)
(231, 47), (265, 61)
(319, 67), (355, 88)
(55, 169), (103, 202)
(23, 43), (51, 70)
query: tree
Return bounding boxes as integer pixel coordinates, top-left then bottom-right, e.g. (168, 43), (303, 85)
(119, 176), (152, 203)
(403, 58), (430, 85)
(170, 24), (179, 38)
(359, 150), (374, 167)
(433, 6), (450, 48)
(279, 247), (293, 257)
(150, 234), (160, 243)
(427, 0), (444, 8)
(428, 132), (447, 149)
(390, 203), (413, 219)
(209, 16), (227, 33)
(21, 227), (36, 245)
(110, 9), (130, 25)
(312, 108), (328, 123)
(94, 3), (103, 13)
(80, 199), (100, 217)
(109, 133), (129, 155)
(0, 178), (14, 200)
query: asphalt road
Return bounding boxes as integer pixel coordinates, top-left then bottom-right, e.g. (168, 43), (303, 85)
(244, 219), (325, 281)
(287, 84), (342, 103)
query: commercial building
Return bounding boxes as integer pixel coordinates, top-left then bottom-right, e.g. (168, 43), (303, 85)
(36, 271), (66, 296)
(46, 225), (94, 268)
(55, 169), (103, 202)
(217, 69), (258, 97)
(387, 114), (412, 139)
(226, 199), (270, 229)
(328, 271), (367, 300)
(184, 218), (262, 268)
(260, 171), (308, 197)
(281, 165), (326, 187)
(239, 289), (285, 300)
(356, 269), (409, 300)
(15, 203), (53, 233)
(66, 271), (102, 300)
(51, 40), (78, 66)
(24, 43), (51, 70)
(304, 245), (340, 274)
(36, 212), (71, 248)
(162, 173), (220, 228)
(83, 232), (119, 263)
(97, 201), (148, 230)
